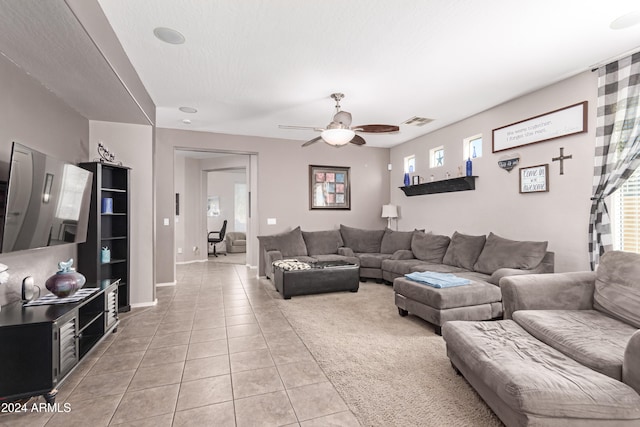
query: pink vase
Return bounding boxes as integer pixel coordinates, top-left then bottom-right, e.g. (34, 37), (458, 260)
(45, 259), (86, 298)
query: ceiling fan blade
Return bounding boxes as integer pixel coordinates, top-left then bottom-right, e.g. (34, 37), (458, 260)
(353, 124), (399, 133)
(301, 136), (323, 147)
(349, 135), (366, 145)
(279, 125), (323, 132)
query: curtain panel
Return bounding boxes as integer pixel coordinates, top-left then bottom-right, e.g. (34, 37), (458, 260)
(589, 52), (640, 269)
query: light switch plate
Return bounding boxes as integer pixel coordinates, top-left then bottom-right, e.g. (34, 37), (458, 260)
(163, 218), (170, 226)
(267, 218), (276, 225)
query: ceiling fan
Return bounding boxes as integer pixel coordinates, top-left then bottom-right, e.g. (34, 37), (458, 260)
(279, 93), (399, 147)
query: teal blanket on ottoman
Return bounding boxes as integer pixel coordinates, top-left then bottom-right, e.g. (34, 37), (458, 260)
(405, 271), (471, 288)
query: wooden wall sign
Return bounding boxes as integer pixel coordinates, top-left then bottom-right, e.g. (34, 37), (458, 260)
(493, 101), (587, 153)
(519, 164), (549, 193)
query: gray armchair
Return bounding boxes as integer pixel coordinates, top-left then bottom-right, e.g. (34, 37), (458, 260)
(226, 232), (246, 253)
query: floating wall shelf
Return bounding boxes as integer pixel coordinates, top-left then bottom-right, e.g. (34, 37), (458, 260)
(400, 176), (477, 196)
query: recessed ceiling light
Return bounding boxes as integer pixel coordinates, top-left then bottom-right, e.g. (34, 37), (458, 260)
(153, 27), (185, 44)
(610, 11), (640, 30)
(179, 106), (198, 114)
(182, 119), (192, 125)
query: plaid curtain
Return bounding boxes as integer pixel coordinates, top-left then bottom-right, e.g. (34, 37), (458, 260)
(589, 52), (640, 269)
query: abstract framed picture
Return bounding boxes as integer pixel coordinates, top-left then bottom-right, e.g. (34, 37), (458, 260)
(309, 165), (351, 210)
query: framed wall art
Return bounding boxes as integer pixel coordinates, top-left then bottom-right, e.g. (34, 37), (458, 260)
(493, 101), (587, 153)
(309, 165), (350, 210)
(519, 164), (549, 193)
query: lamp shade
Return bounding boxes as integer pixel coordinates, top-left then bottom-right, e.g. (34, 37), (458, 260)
(381, 204), (398, 218)
(321, 128), (355, 146)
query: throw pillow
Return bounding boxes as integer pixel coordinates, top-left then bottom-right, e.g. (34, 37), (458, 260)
(474, 232), (548, 274)
(340, 224), (385, 253)
(302, 230), (344, 255)
(380, 229), (414, 254)
(442, 231), (486, 270)
(411, 231), (451, 263)
(263, 226), (308, 257)
(594, 250), (640, 329)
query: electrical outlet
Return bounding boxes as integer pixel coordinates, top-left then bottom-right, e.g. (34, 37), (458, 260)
(177, 248), (182, 254)
(193, 246), (198, 252)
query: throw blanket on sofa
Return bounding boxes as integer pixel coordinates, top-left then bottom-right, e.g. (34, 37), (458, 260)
(405, 271), (471, 288)
(273, 259), (311, 271)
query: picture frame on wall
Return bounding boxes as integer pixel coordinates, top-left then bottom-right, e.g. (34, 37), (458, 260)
(492, 101), (587, 153)
(519, 164), (549, 193)
(309, 165), (351, 210)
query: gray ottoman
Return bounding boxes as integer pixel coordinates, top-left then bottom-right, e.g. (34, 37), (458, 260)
(273, 260), (359, 299)
(443, 320), (640, 426)
(393, 276), (502, 335)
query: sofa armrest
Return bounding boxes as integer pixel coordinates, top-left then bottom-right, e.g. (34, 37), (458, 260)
(624, 330), (640, 394)
(264, 250), (283, 279)
(338, 247), (355, 257)
(390, 249), (414, 260)
(500, 271), (596, 319)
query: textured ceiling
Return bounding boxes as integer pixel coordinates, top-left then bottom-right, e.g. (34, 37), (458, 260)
(0, 0), (150, 125)
(96, 0), (640, 148)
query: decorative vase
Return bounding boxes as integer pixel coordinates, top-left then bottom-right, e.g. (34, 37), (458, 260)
(403, 173), (410, 186)
(466, 158), (473, 176)
(45, 258), (86, 298)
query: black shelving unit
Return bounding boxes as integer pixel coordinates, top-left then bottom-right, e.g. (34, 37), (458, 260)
(78, 162), (131, 312)
(400, 176), (477, 196)
(0, 281), (118, 403)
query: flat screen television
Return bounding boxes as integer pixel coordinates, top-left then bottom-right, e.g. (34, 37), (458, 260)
(0, 142), (93, 253)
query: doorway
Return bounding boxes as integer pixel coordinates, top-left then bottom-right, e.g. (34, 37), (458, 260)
(173, 149), (258, 269)
(206, 168), (247, 265)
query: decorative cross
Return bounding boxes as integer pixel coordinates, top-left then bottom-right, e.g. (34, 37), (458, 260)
(552, 147), (573, 175)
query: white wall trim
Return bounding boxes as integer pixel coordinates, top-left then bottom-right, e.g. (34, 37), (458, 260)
(176, 259), (208, 265)
(156, 281), (176, 287)
(130, 299), (157, 308)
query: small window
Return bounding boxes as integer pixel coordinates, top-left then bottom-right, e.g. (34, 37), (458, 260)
(463, 134), (482, 160)
(404, 155), (415, 173)
(430, 146), (444, 168)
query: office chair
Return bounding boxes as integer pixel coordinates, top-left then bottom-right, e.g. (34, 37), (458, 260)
(208, 220), (227, 257)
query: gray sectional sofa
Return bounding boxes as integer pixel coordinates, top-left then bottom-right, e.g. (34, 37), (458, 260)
(442, 250), (640, 426)
(258, 226), (554, 334)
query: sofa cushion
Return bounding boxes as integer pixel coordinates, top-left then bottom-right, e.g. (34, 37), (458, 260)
(513, 310), (638, 381)
(262, 226), (308, 257)
(411, 231), (451, 263)
(302, 230), (344, 256)
(340, 224), (385, 253)
(382, 259), (467, 276)
(443, 320), (640, 421)
(380, 229), (413, 254)
(357, 253), (392, 269)
(313, 254), (359, 265)
(594, 250), (640, 329)
(442, 232), (486, 271)
(473, 232), (548, 274)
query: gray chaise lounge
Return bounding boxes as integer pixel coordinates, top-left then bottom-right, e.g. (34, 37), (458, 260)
(443, 250), (640, 426)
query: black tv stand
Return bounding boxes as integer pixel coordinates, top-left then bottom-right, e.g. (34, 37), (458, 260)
(0, 280), (119, 403)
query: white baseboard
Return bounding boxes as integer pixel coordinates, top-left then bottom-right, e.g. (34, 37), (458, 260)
(176, 259), (208, 265)
(156, 281), (176, 287)
(130, 299), (157, 308)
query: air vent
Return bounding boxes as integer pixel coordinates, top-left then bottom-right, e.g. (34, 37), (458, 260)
(402, 116), (434, 126)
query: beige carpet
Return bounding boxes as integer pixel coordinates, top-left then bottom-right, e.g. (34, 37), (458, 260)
(274, 282), (503, 427)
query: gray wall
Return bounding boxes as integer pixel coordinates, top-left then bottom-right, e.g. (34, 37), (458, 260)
(390, 71), (597, 272)
(89, 121), (155, 307)
(0, 53), (89, 306)
(156, 129), (391, 283)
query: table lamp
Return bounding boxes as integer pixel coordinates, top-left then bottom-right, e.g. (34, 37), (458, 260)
(382, 204), (398, 230)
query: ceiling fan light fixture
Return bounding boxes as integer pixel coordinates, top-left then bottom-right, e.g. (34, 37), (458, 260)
(321, 129), (355, 146)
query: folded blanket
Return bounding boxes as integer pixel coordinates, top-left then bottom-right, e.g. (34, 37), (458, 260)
(405, 271), (471, 288)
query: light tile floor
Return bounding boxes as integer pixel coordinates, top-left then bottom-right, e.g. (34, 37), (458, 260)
(0, 262), (360, 427)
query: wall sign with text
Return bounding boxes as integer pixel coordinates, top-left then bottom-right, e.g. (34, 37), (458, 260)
(493, 101), (587, 152)
(519, 164), (549, 193)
